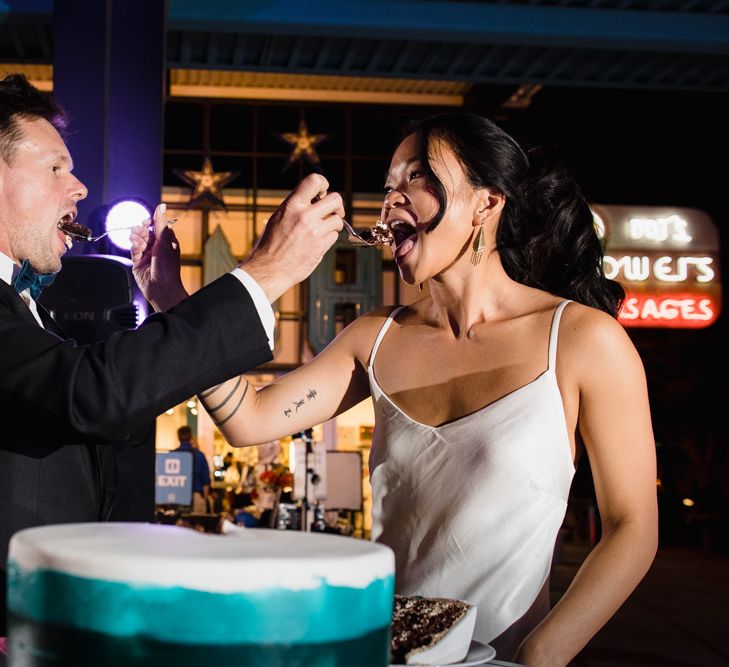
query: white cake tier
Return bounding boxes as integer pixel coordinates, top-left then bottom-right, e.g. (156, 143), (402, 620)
(10, 522), (393, 591)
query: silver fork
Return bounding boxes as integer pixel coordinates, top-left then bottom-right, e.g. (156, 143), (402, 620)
(341, 219), (386, 247)
(312, 193), (388, 247)
(64, 219), (178, 242)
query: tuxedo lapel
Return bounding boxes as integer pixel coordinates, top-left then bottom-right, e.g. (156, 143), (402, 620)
(36, 302), (67, 337)
(0, 280), (39, 326)
(0, 281), (66, 335)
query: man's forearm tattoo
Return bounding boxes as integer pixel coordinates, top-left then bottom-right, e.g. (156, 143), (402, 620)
(200, 376), (249, 427)
(284, 388), (318, 417)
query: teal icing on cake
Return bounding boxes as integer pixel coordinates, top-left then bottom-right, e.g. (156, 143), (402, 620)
(8, 560), (394, 644)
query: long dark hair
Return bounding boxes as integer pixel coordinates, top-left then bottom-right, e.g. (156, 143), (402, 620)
(409, 112), (624, 317)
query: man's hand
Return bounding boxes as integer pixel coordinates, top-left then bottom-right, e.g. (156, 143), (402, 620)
(241, 174), (344, 303)
(130, 203), (189, 312)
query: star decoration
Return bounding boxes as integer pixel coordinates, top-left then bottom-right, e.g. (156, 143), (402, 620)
(278, 119), (328, 171)
(174, 158), (239, 209)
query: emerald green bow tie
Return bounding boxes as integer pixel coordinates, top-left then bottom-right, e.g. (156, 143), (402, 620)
(11, 259), (56, 300)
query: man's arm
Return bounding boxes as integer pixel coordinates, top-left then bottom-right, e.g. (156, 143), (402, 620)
(0, 173), (344, 446)
(0, 274), (272, 446)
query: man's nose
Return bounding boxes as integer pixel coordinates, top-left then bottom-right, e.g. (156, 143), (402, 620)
(69, 175), (88, 201)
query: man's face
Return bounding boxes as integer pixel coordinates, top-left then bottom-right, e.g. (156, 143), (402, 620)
(0, 117), (87, 273)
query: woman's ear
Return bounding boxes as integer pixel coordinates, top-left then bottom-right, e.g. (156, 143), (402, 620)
(472, 189), (506, 227)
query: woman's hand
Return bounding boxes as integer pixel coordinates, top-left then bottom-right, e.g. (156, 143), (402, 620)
(130, 203), (188, 312)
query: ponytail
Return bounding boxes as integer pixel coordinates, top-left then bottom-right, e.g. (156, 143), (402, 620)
(499, 149), (624, 316)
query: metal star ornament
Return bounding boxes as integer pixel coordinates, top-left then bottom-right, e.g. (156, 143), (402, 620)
(174, 158), (239, 209)
(278, 119), (328, 171)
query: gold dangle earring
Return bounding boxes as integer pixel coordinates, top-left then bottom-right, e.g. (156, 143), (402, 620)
(471, 225), (485, 265)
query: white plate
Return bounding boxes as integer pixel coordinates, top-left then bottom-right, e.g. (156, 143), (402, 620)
(390, 639), (497, 666)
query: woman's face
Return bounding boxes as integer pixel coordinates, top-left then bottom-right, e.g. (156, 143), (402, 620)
(382, 133), (481, 285)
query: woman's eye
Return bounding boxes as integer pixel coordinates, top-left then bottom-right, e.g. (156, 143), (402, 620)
(408, 170), (422, 181)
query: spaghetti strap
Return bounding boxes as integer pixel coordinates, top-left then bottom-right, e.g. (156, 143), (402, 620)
(548, 300), (572, 370)
(369, 306), (406, 370)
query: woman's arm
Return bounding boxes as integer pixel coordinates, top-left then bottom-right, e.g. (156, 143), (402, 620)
(515, 309), (658, 666)
(199, 312), (384, 447)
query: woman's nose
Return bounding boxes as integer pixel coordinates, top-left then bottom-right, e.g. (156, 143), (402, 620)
(383, 189), (406, 210)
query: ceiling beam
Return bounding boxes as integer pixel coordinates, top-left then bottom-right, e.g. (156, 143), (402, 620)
(169, 0), (729, 55)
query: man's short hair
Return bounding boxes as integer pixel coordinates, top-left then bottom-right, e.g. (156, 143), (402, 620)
(177, 425), (193, 442)
(0, 74), (68, 164)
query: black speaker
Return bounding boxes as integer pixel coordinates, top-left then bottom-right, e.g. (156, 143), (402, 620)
(39, 254), (155, 522)
(38, 254), (149, 344)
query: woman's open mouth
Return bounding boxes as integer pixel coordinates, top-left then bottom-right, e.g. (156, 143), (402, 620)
(390, 220), (418, 259)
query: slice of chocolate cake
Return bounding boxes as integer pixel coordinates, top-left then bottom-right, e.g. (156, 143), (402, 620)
(390, 594), (477, 665)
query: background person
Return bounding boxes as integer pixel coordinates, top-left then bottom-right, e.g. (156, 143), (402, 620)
(174, 426), (211, 513)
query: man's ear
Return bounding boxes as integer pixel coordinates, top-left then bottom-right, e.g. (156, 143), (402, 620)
(473, 189), (506, 227)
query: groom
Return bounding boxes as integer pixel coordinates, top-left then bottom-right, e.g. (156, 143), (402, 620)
(0, 74), (345, 635)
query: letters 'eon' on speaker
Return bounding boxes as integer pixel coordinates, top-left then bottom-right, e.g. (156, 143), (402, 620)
(39, 254), (149, 345)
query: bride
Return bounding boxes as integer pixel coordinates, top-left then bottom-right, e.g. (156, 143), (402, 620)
(134, 112), (657, 665)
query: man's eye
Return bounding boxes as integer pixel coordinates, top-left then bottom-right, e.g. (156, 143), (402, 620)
(383, 186), (393, 195)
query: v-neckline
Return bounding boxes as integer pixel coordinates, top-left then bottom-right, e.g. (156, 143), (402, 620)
(368, 364), (552, 429)
(367, 299), (570, 430)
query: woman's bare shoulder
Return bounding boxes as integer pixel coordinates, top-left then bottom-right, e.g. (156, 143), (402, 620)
(559, 302), (644, 376)
(560, 301), (628, 340)
(335, 305), (411, 361)
(352, 305), (406, 331)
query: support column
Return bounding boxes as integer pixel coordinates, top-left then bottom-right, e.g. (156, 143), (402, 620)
(53, 0), (166, 254)
(50, 0), (166, 522)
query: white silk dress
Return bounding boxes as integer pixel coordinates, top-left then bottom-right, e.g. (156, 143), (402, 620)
(368, 300), (576, 649)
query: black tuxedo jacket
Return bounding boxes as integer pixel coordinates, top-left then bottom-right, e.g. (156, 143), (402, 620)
(0, 274), (272, 631)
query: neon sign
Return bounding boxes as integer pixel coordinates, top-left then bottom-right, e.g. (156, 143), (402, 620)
(603, 255), (714, 283)
(627, 215), (692, 244)
(619, 293), (718, 328)
(595, 206), (721, 329)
